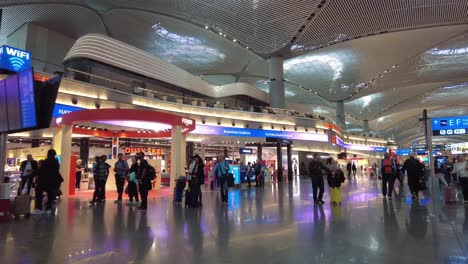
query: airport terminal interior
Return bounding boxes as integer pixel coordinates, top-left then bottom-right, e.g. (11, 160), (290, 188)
(0, 1), (467, 263)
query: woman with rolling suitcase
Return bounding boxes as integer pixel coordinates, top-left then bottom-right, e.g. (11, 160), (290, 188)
(326, 158), (345, 206)
(34, 149), (62, 214)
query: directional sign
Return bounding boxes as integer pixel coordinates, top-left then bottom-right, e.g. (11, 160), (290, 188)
(432, 116), (468, 136)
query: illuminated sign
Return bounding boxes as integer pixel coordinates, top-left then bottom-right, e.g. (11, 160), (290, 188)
(124, 147), (165, 156)
(451, 142), (468, 155)
(396, 149), (411, 156)
(52, 104), (85, 118)
(335, 136), (386, 152)
(432, 116), (468, 136)
(182, 118), (193, 125)
(0, 45), (31, 72)
(191, 125), (329, 142)
(239, 148), (253, 154)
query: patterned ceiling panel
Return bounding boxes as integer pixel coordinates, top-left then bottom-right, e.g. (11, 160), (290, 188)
(294, 0), (468, 54)
(109, 0), (321, 54)
(0, 4), (106, 43)
(103, 9), (264, 74)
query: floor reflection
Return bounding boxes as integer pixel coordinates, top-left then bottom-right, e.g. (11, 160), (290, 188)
(0, 176), (467, 263)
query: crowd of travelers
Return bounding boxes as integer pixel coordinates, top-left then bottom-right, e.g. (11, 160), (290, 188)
(13, 149), (468, 214)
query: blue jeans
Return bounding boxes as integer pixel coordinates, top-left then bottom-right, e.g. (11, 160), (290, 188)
(219, 177), (228, 202)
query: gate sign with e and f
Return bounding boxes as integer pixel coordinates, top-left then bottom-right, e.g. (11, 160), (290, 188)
(432, 116), (468, 136)
(0, 45), (31, 72)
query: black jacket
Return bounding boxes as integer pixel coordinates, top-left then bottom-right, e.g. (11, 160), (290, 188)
(37, 158), (62, 191)
(327, 170), (346, 188)
(20, 160), (39, 178)
(402, 157), (424, 179)
(308, 160), (330, 178)
(136, 160), (152, 190)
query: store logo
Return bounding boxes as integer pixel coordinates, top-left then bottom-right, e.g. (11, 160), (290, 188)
(440, 120), (448, 126)
(182, 118), (193, 125)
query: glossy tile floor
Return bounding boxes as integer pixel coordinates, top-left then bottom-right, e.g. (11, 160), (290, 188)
(1, 175), (468, 264)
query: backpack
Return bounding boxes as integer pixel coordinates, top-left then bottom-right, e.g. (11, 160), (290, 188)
(147, 165), (156, 180)
(382, 159), (393, 174)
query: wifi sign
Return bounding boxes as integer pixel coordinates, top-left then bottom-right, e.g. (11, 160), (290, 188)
(9, 57), (25, 71)
(0, 45), (31, 72)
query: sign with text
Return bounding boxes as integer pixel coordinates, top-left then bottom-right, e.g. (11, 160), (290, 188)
(0, 45), (31, 72)
(239, 148), (253, 154)
(124, 147), (165, 156)
(52, 103), (85, 118)
(432, 116), (468, 136)
(451, 142), (468, 155)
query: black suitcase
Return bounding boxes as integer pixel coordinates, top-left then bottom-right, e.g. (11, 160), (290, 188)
(185, 182), (200, 208)
(173, 187), (183, 204)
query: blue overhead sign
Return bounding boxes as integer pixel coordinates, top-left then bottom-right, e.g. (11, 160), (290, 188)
(0, 45), (31, 72)
(52, 104), (85, 118)
(239, 148), (253, 154)
(432, 116), (468, 136)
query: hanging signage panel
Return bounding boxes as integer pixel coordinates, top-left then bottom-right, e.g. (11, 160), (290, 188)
(432, 116), (468, 136)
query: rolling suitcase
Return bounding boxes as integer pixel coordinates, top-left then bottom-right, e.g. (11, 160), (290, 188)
(173, 187), (184, 204)
(185, 181), (200, 208)
(330, 187), (342, 205)
(445, 185), (457, 204)
(11, 195), (32, 217)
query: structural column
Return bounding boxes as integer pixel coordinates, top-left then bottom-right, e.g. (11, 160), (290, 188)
(112, 137), (119, 159)
(286, 143), (293, 182)
(200, 144), (206, 161)
(79, 138), (90, 167)
(276, 142), (283, 182)
(336, 100), (346, 132)
(257, 143), (262, 161)
(0, 133), (7, 179)
(269, 56), (285, 109)
(57, 125), (72, 197)
(239, 141), (246, 164)
(170, 126), (183, 189)
(363, 120), (369, 133)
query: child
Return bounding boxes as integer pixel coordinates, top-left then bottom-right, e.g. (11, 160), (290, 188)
(126, 171), (139, 206)
(328, 169), (346, 206)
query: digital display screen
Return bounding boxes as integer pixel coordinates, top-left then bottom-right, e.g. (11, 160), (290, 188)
(0, 68), (37, 133)
(0, 80), (7, 132)
(432, 116), (468, 136)
(18, 68), (36, 128)
(5, 74), (21, 131)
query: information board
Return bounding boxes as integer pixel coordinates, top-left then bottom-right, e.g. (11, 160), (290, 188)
(432, 116), (468, 136)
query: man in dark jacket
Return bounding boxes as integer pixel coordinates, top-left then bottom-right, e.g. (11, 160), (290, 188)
(18, 154), (39, 195)
(402, 153), (424, 199)
(309, 154), (330, 205)
(136, 152), (151, 211)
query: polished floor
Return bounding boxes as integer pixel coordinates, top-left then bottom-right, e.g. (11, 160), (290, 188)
(1, 175), (468, 264)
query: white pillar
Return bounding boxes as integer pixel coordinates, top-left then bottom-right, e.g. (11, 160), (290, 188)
(112, 137), (119, 159)
(181, 133), (187, 171)
(59, 125), (72, 197)
(201, 144), (206, 161)
(269, 56), (285, 109)
(336, 100), (346, 132)
(170, 126), (183, 189)
(0, 133), (7, 179)
(53, 127), (63, 154)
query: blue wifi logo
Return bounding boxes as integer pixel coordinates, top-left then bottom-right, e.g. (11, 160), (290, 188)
(9, 57), (25, 71)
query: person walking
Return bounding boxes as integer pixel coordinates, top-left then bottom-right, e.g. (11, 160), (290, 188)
(402, 153), (424, 199)
(90, 156), (110, 205)
(75, 159), (85, 190)
(34, 149), (62, 214)
(346, 162), (352, 179)
(136, 152), (152, 211)
(381, 153), (397, 200)
(18, 154), (39, 195)
(126, 156), (139, 206)
(453, 155), (468, 203)
(213, 155), (230, 205)
(114, 153), (129, 204)
(326, 158), (345, 205)
(246, 162), (253, 187)
(352, 163), (357, 177)
(254, 159), (262, 187)
(308, 154), (330, 205)
(188, 154), (205, 207)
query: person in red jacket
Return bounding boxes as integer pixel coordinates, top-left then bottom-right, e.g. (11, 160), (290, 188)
(380, 153), (396, 200)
